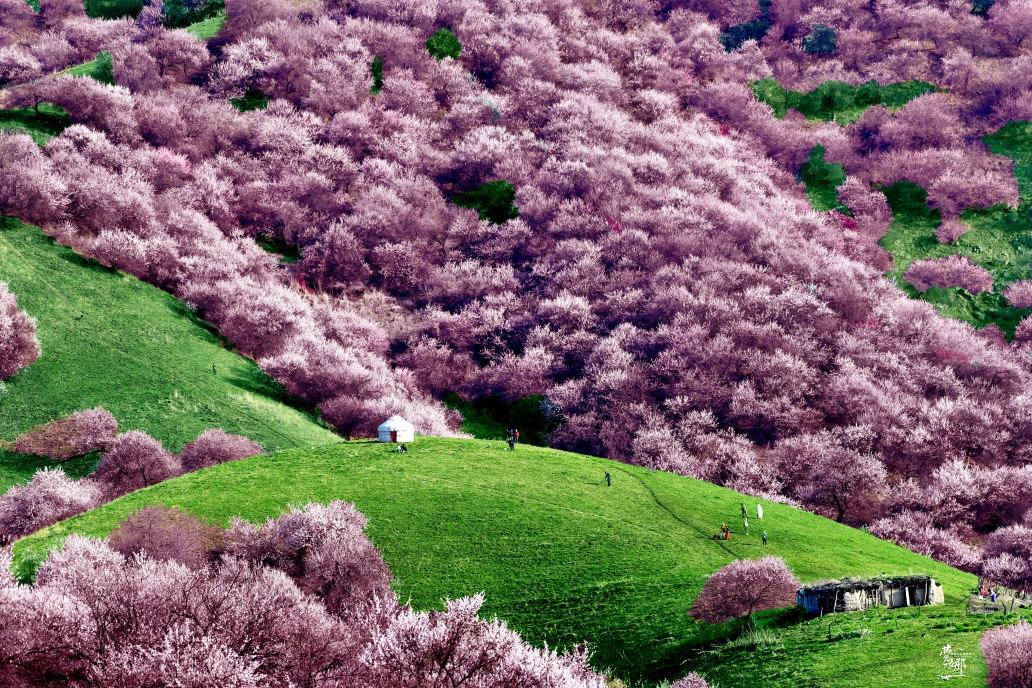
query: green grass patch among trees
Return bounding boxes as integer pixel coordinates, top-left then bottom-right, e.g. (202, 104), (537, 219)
(753, 77), (936, 124)
(0, 103), (71, 146)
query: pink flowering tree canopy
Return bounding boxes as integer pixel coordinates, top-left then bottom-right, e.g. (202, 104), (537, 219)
(904, 254), (995, 295)
(14, 407), (118, 460)
(982, 620), (1032, 688)
(0, 282), (40, 381)
(689, 556), (801, 625)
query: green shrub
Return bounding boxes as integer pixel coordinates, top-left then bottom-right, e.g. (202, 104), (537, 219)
(720, 17), (771, 51)
(426, 28), (462, 61)
(453, 180), (519, 225)
(162, 0), (226, 30)
(972, 0), (995, 17)
(719, 0), (773, 52)
(230, 89), (270, 112)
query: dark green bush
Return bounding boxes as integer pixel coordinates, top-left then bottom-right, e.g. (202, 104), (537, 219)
(161, 0), (225, 29)
(230, 90), (270, 112)
(972, 0), (995, 17)
(719, 0), (772, 52)
(92, 51), (114, 86)
(453, 180), (519, 225)
(85, 0), (143, 19)
(426, 28), (462, 61)
(719, 17), (771, 52)
(802, 23), (837, 54)
(370, 55), (384, 94)
(442, 393), (561, 446)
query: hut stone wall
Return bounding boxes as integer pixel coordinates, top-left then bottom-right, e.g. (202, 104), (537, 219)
(797, 576), (943, 615)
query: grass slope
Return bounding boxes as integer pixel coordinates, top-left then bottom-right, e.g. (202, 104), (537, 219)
(800, 144), (848, 212)
(13, 437), (1003, 687)
(0, 217), (339, 490)
(880, 181), (1032, 336)
(186, 12), (226, 40)
(878, 122), (1032, 336)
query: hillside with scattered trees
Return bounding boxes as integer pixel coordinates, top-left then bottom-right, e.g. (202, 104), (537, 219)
(3, 0), (1032, 684)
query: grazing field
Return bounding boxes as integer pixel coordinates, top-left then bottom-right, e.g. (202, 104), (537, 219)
(13, 437), (1008, 687)
(0, 217), (339, 491)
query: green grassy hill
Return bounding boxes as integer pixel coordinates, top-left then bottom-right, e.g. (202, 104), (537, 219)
(13, 437), (1018, 687)
(0, 217), (339, 490)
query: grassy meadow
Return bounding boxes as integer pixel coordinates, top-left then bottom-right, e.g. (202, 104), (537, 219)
(11, 437), (1016, 687)
(0, 216), (339, 490)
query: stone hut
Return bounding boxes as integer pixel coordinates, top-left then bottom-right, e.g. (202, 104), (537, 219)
(797, 575), (944, 615)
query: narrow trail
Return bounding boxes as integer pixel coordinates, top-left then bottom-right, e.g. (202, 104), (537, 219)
(610, 464), (737, 557)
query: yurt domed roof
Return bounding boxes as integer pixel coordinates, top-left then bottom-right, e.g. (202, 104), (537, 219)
(378, 415), (414, 432)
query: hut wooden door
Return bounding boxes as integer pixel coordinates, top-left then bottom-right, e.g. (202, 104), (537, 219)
(391, 430), (398, 443)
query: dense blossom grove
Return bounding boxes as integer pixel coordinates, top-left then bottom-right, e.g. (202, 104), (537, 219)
(0, 501), (607, 687)
(0, 282), (40, 380)
(3, 0), (1032, 574)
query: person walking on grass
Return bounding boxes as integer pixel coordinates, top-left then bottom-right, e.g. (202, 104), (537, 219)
(762, 530), (767, 547)
(212, 362), (217, 375)
(605, 472), (611, 487)
(515, 428), (520, 445)
(507, 430), (515, 452)
(743, 516), (749, 536)
(741, 502), (747, 518)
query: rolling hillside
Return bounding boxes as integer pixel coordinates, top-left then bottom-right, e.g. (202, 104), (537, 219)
(12, 437), (1015, 687)
(0, 217), (339, 490)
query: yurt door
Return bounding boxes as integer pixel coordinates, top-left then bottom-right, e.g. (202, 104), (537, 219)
(391, 430), (398, 443)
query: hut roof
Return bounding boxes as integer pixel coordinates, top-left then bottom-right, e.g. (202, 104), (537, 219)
(800, 574), (935, 594)
(378, 416), (414, 432)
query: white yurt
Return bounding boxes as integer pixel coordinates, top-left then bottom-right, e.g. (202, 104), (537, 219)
(378, 415), (415, 443)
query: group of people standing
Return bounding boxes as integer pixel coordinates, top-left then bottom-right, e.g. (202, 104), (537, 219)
(506, 428), (519, 451)
(712, 503), (768, 546)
